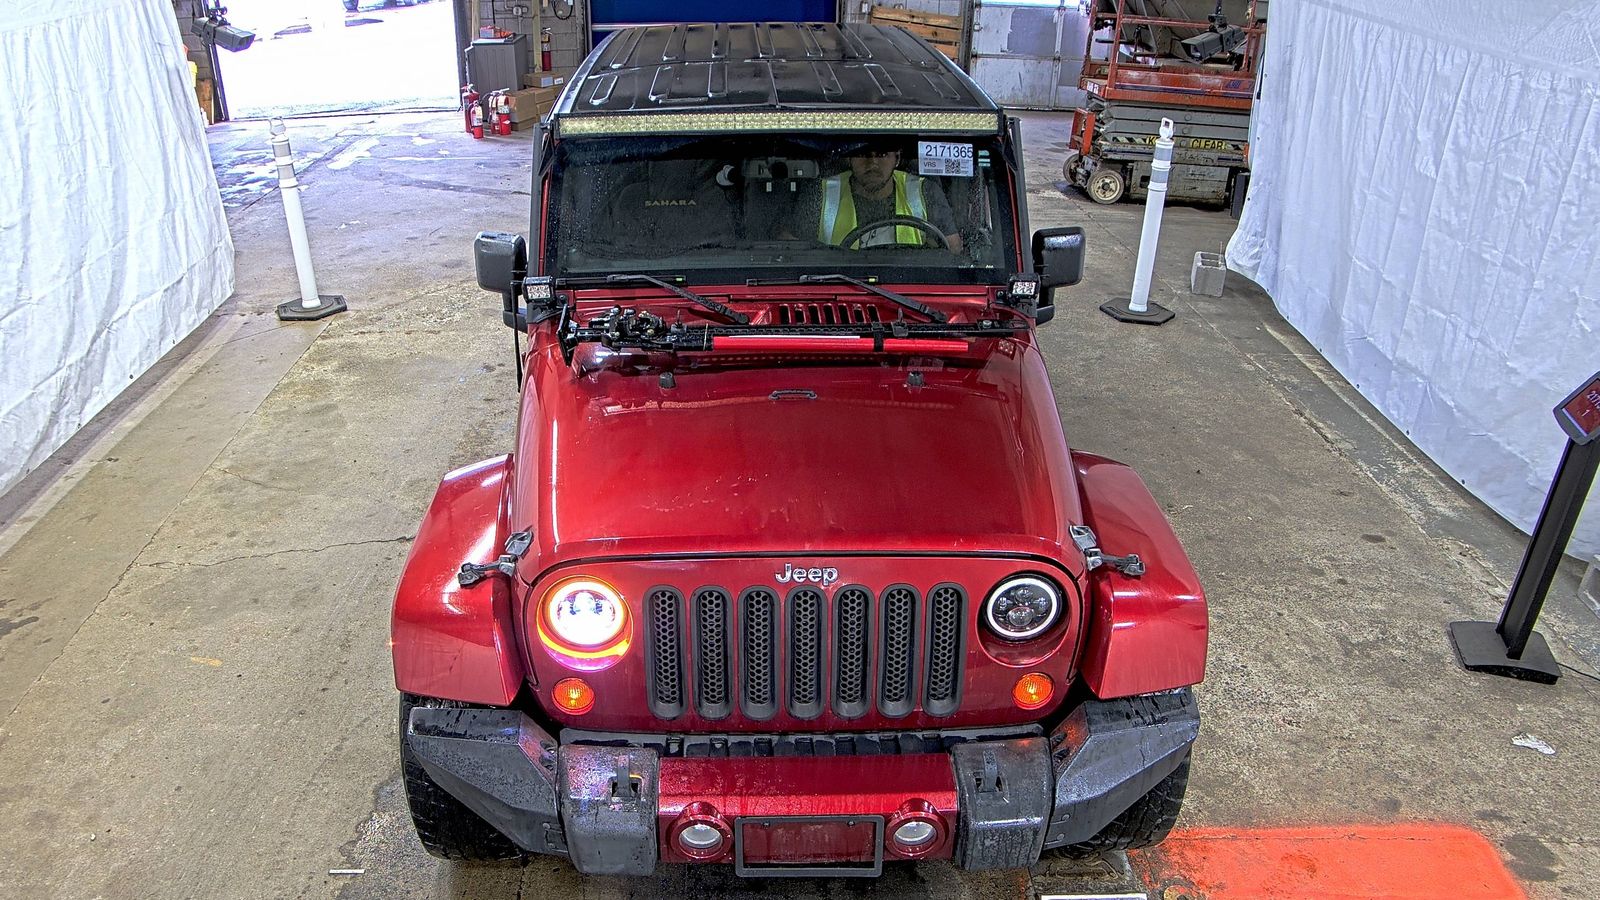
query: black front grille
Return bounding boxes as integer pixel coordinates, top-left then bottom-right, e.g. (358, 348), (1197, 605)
(740, 588), (778, 720)
(692, 588), (732, 719)
(643, 582), (966, 722)
(833, 586), (873, 717)
(788, 588), (825, 719)
(645, 587), (686, 719)
(878, 585), (918, 717)
(924, 584), (965, 715)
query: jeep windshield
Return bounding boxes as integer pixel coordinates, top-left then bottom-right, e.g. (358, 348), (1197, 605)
(544, 132), (1018, 285)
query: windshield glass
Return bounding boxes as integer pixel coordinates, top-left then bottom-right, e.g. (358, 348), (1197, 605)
(545, 133), (1017, 284)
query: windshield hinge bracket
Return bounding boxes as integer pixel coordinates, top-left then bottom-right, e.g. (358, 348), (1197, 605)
(457, 530), (533, 587)
(1069, 524), (1146, 577)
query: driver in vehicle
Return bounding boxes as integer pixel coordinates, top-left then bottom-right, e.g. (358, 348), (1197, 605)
(815, 142), (964, 253)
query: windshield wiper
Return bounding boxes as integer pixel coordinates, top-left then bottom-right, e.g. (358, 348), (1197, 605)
(557, 273), (748, 325)
(750, 274), (946, 323)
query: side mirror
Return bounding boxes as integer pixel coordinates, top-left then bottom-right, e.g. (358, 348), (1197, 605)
(475, 230), (526, 295)
(474, 231), (527, 329)
(1031, 226), (1086, 292)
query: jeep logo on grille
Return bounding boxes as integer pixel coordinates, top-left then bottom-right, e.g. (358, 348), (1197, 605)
(775, 563), (839, 587)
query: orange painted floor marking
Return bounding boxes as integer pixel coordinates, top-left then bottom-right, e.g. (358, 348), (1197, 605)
(1128, 824), (1526, 900)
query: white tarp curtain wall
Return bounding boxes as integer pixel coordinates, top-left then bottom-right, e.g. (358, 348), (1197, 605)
(1229, 0), (1600, 557)
(0, 0), (234, 497)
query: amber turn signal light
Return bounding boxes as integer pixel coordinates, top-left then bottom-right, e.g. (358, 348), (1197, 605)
(552, 677), (595, 715)
(1012, 672), (1053, 710)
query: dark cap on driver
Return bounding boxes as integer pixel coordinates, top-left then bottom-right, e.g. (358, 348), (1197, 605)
(851, 137), (902, 156)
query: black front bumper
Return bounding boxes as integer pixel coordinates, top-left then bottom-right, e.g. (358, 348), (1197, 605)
(405, 688), (1200, 873)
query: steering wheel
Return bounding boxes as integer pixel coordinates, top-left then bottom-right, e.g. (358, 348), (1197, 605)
(838, 215), (949, 250)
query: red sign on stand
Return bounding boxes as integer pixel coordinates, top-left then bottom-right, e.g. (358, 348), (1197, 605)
(1556, 373), (1600, 445)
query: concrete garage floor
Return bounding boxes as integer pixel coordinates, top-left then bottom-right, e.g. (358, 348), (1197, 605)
(0, 111), (1596, 898)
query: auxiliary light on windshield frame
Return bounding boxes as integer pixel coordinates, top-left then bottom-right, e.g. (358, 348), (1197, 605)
(556, 110), (1003, 138)
(524, 275), (553, 302)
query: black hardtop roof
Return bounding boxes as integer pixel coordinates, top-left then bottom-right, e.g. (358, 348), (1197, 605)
(554, 22), (999, 119)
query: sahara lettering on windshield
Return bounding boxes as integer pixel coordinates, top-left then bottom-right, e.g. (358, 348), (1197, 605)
(544, 134), (1015, 284)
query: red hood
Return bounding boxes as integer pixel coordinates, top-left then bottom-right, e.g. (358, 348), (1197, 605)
(511, 332), (1086, 576)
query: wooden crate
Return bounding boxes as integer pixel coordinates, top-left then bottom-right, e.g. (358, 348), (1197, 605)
(869, 5), (960, 28)
(869, 5), (962, 60)
(194, 78), (215, 125)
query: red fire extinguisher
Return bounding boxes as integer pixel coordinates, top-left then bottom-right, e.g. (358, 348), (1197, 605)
(470, 101), (485, 139)
(462, 84), (479, 135)
(496, 92), (513, 135)
(541, 28), (553, 72)
(485, 91), (503, 136)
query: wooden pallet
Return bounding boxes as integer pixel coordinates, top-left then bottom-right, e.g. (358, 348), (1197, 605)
(869, 5), (961, 60)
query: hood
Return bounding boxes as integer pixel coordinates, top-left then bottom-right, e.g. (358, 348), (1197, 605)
(511, 336), (1086, 574)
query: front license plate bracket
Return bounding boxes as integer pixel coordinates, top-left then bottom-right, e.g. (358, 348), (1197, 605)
(733, 815), (886, 878)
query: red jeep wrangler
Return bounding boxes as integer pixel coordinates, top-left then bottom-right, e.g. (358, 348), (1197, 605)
(392, 22), (1206, 877)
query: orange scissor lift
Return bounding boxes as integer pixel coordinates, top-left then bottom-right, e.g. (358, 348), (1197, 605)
(1065, 0), (1266, 206)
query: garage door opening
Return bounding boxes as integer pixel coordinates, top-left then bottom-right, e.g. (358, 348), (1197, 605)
(214, 0), (459, 118)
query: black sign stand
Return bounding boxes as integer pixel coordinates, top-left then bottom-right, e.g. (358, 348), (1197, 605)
(1449, 372), (1600, 684)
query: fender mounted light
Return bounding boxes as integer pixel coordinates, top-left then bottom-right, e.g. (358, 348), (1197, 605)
(1012, 672), (1054, 710)
(552, 677), (595, 715)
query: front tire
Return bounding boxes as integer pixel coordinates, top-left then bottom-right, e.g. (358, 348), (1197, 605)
(1049, 753), (1190, 857)
(399, 694), (525, 861)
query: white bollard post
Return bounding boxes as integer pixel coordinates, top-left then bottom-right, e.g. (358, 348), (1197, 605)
(1101, 117), (1177, 325)
(272, 118), (347, 321)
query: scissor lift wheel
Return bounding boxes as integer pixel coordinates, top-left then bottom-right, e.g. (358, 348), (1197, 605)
(1061, 150), (1081, 183)
(1087, 165), (1126, 204)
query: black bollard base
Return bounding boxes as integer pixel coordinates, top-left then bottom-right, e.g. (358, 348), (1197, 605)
(1100, 298), (1174, 325)
(277, 294), (348, 321)
(1448, 620), (1561, 684)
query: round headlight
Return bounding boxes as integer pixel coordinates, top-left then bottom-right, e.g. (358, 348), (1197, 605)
(544, 578), (626, 649)
(983, 575), (1060, 641)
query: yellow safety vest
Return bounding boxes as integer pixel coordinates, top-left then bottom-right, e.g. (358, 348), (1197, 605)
(819, 171), (930, 246)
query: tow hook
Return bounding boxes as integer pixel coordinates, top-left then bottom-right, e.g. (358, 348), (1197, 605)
(457, 530), (533, 587)
(1070, 525), (1146, 577)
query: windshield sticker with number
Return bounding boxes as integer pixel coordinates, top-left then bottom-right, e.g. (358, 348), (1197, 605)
(918, 141), (974, 177)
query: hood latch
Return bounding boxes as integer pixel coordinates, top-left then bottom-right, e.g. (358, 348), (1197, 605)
(1070, 525), (1146, 577)
(457, 530), (533, 587)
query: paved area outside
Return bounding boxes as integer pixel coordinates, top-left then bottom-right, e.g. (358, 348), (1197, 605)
(0, 111), (1595, 898)
(216, 0), (458, 118)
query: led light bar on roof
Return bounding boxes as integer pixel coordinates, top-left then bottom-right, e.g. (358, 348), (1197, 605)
(557, 110), (1002, 137)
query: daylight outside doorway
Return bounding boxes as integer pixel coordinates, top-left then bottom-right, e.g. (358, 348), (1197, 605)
(216, 0), (458, 118)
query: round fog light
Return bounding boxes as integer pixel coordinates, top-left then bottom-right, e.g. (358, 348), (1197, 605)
(886, 800), (945, 859)
(679, 822), (724, 852)
(892, 820), (937, 848)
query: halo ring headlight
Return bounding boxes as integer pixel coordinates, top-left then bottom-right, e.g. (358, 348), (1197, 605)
(543, 578), (627, 650)
(983, 575), (1061, 641)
